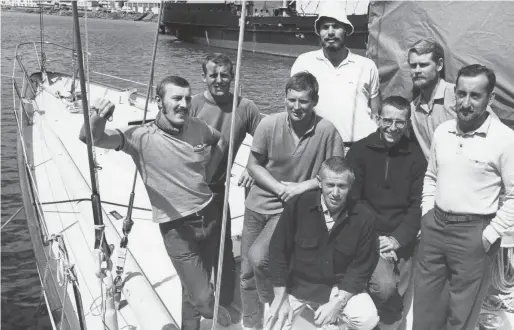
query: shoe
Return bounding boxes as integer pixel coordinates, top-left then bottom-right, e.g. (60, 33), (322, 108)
(217, 303), (242, 327)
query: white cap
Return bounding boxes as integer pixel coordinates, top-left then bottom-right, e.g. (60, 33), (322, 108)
(314, 1), (355, 36)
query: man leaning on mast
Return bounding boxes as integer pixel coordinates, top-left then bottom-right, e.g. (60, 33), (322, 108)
(291, 1), (381, 153)
(265, 156), (379, 330)
(413, 64), (514, 329)
(78, 75), (241, 330)
(190, 52), (263, 325)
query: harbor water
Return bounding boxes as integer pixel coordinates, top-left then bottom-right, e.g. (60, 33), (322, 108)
(1, 11), (294, 329)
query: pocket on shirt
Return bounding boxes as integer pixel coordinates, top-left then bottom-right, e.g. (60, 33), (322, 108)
(294, 235), (319, 262)
(190, 145), (211, 164)
(465, 157), (490, 173)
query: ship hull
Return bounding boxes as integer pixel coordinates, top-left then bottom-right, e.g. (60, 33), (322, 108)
(161, 2), (368, 58)
(165, 26), (367, 57)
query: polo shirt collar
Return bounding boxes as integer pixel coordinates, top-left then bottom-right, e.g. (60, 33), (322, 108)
(413, 78), (450, 111)
(315, 48), (355, 68)
(286, 112), (317, 137)
(365, 130), (412, 153)
(449, 113), (492, 137)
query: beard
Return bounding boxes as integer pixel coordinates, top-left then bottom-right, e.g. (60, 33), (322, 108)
(321, 38), (344, 52)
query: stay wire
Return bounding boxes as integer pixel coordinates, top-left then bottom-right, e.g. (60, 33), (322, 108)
(212, 1), (247, 328)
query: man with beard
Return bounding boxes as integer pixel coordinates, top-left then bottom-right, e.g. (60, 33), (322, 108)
(413, 64), (514, 329)
(190, 53), (262, 326)
(291, 2), (380, 152)
(345, 96), (426, 329)
(265, 156), (379, 330)
(79, 76), (239, 330)
(241, 72), (344, 330)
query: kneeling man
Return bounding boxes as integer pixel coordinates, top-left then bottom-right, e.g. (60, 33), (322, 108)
(265, 156), (379, 330)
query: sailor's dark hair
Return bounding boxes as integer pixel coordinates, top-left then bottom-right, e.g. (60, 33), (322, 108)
(156, 76), (190, 99)
(380, 95), (411, 119)
(408, 38), (446, 79)
(319, 156), (355, 186)
(202, 53), (234, 77)
(456, 64), (496, 95)
(285, 71), (319, 102)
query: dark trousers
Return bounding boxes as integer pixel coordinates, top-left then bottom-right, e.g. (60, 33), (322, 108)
(159, 193), (235, 330)
(369, 253), (413, 327)
(413, 206), (501, 330)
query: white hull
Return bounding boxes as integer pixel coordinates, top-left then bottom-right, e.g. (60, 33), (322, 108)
(14, 57), (514, 330)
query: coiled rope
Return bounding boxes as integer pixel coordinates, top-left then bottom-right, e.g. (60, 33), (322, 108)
(483, 247), (514, 312)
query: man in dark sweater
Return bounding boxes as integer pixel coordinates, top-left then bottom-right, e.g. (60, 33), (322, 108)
(265, 156), (379, 330)
(345, 96), (427, 328)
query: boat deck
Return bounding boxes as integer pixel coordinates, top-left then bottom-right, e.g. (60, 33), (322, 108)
(21, 72), (514, 330)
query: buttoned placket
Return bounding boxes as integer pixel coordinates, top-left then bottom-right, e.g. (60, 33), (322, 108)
(287, 115), (317, 155)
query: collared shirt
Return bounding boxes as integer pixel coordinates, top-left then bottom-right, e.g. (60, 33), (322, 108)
(291, 49), (380, 143)
(422, 114), (514, 243)
(320, 195), (345, 231)
(410, 79), (457, 161)
(246, 112), (344, 214)
(411, 79), (498, 161)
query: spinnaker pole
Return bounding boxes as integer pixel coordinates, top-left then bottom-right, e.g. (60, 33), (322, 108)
(212, 0), (247, 328)
(71, 3), (118, 329)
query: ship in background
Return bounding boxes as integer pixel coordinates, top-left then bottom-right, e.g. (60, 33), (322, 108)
(160, 0), (370, 58)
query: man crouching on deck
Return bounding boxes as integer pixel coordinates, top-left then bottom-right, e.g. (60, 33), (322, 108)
(79, 75), (240, 330)
(265, 156), (379, 330)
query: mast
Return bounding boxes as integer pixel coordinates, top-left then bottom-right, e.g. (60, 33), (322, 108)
(71, 2), (118, 329)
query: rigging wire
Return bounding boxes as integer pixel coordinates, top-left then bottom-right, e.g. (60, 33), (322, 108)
(113, 0), (165, 310)
(212, 1), (248, 328)
(39, 0), (46, 74)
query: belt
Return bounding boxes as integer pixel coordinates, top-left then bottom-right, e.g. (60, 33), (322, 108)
(434, 205), (495, 223)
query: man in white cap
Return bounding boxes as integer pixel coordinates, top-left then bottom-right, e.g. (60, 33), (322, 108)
(291, 1), (381, 152)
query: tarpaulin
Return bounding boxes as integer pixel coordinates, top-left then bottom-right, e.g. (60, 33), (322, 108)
(367, 1), (514, 127)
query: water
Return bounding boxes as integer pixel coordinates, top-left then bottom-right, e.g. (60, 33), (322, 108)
(0, 11), (294, 329)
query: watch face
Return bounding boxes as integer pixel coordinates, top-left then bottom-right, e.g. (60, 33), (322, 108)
(477, 313), (503, 329)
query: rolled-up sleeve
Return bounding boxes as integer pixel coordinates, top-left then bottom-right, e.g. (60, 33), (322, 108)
(337, 219), (378, 294)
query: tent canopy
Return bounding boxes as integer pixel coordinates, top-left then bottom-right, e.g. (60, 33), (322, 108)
(367, 1), (514, 127)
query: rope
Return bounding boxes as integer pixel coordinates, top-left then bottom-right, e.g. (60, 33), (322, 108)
(0, 206), (24, 231)
(40, 198), (152, 211)
(483, 247), (514, 312)
(212, 1), (248, 328)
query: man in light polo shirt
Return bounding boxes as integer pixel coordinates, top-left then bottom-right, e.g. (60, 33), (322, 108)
(79, 76), (240, 330)
(241, 72), (344, 330)
(291, 1), (380, 150)
(413, 64), (514, 329)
